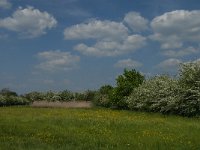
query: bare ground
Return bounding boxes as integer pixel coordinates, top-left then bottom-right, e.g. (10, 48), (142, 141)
(31, 101), (93, 108)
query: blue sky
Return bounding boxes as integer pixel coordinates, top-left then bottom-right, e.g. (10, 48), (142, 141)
(0, 0), (200, 94)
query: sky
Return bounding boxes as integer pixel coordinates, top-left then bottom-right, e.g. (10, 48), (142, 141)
(0, 0), (200, 94)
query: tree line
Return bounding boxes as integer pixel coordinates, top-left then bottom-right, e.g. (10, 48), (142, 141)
(1, 60), (200, 117)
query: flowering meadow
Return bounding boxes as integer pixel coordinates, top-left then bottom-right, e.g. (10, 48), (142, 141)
(0, 107), (200, 149)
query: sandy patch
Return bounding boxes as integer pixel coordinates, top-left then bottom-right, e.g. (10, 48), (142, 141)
(31, 101), (93, 108)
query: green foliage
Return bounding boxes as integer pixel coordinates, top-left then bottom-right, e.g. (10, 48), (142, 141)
(24, 90), (98, 102)
(99, 85), (113, 95)
(74, 92), (86, 100)
(93, 85), (113, 107)
(0, 88), (17, 97)
(0, 88), (30, 106)
(44, 91), (55, 101)
(24, 91), (45, 102)
(82, 90), (97, 101)
(110, 69), (144, 109)
(58, 90), (74, 101)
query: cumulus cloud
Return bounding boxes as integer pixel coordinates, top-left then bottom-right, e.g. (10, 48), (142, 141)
(74, 35), (146, 56)
(64, 18), (147, 57)
(156, 58), (182, 72)
(124, 11), (149, 32)
(0, 6), (57, 38)
(0, 0), (11, 9)
(150, 10), (200, 49)
(115, 58), (143, 68)
(36, 50), (80, 72)
(162, 47), (199, 57)
(64, 19), (128, 41)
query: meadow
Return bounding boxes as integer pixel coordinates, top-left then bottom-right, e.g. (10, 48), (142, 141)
(0, 107), (200, 150)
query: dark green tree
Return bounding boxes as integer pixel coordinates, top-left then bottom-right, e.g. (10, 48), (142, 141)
(99, 85), (113, 95)
(0, 88), (17, 97)
(110, 69), (145, 109)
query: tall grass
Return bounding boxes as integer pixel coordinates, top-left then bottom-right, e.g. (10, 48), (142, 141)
(0, 107), (200, 149)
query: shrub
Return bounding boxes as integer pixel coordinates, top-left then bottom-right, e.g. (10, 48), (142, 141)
(0, 95), (6, 106)
(58, 90), (74, 101)
(177, 61), (200, 116)
(82, 90), (97, 101)
(24, 92), (45, 102)
(74, 92), (85, 101)
(0, 88), (30, 106)
(127, 60), (200, 117)
(93, 85), (113, 107)
(127, 75), (180, 114)
(43, 91), (55, 101)
(0, 95), (30, 106)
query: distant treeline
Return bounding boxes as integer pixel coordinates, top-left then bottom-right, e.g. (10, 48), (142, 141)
(1, 60), (200, 117)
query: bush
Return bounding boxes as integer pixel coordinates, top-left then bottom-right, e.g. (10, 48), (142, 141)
(127, 60), (200, 117)
(24, 91), (45, 102)
(127, 75), (180, 114)
(93, 85), (113, 107)
(58, 90), (74, 101)
(0, 88), (30, 106)
(43, 91), (55, 101)
(0, 95), (30, 106)
(74, 92), (85, 101)
(177, 61), (200, 116)
(82, 90), (97, 101)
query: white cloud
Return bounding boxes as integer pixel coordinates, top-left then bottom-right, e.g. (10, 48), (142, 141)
(64, 18), (146, 56)
(156, 58), (182, 71)
(124, 11), (149, 32)
(0, 0), (11, 9)
(36, 50), (80, 72)
(74, 35), (146, 56)
(150, 10), (200, 49)
(64, 19), (128, 41)
(0, 6), (57, 38)
(162, 47), (199, 57)
(115, 58), (143, 68)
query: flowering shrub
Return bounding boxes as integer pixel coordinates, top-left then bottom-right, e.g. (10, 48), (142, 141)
(0, 88), (30, 106)
(0, 95), (30, 106)
(177, 61), (200, 116)
(127, 60), (200, 116)
(127, 75), (180, 114)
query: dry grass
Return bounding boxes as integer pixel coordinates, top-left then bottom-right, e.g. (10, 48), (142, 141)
(31, 101), (93, 108)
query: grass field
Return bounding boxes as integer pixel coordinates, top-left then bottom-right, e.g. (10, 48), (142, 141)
(0, 107), (200, 150)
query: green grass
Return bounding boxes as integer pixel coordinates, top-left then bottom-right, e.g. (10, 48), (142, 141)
(0, 107), (200, 150)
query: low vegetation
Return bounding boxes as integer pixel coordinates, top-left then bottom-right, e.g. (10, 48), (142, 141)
(0, 88), (30, 106)
(0, 107), (199, 149)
